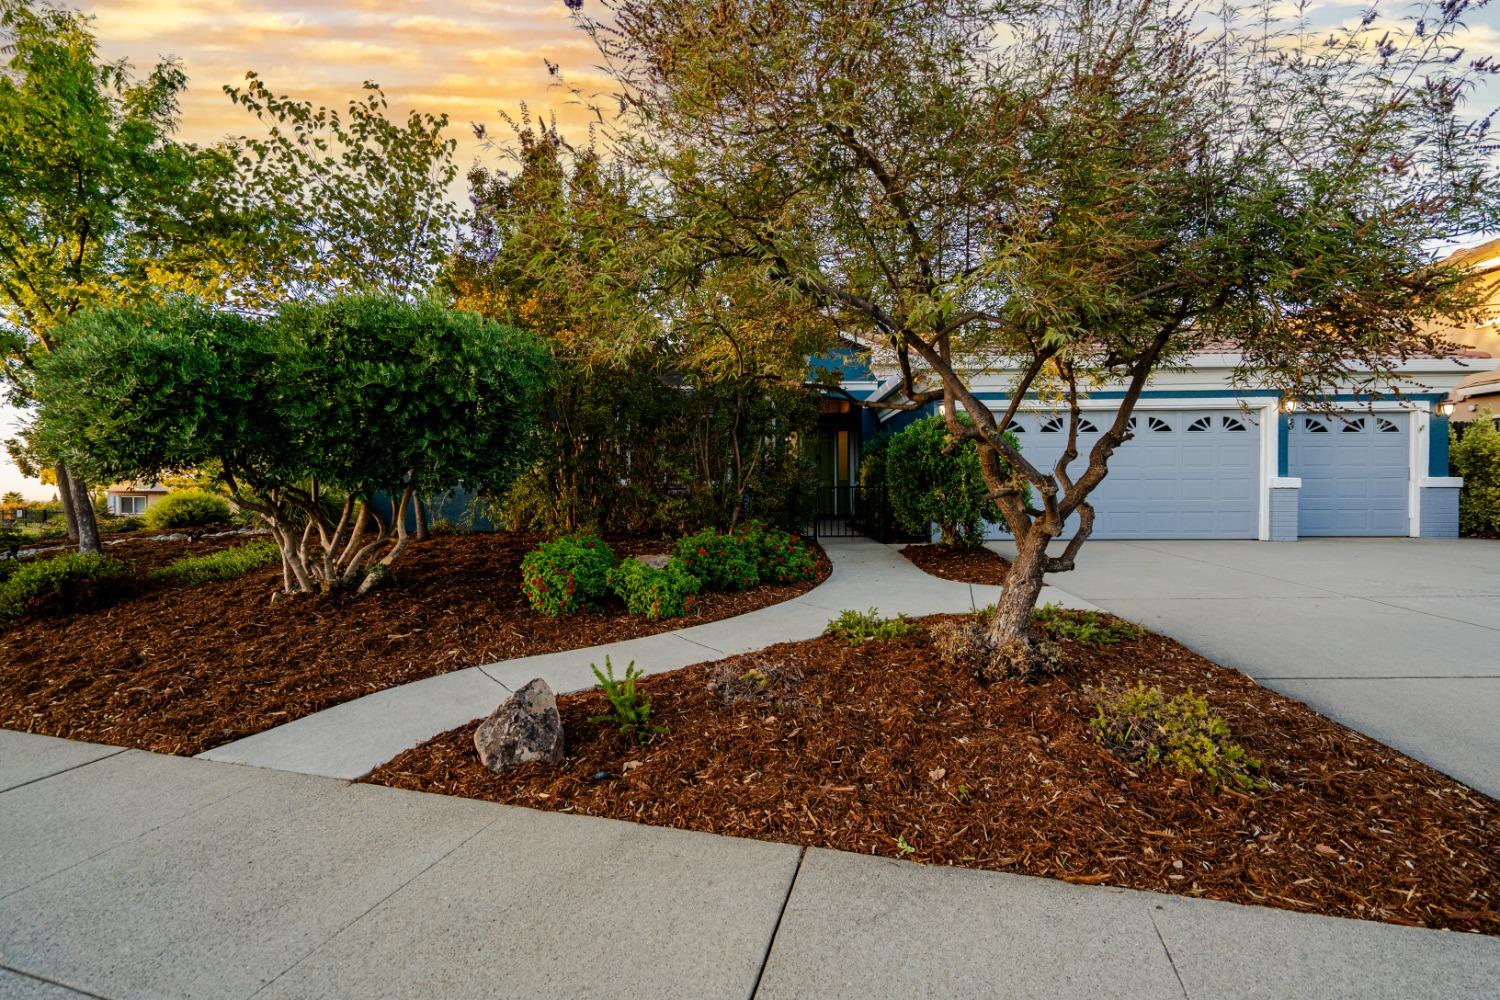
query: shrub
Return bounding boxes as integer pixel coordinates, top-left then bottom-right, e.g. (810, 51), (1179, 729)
(743, 524), (819, 584)
(824, 607), (920, 645)
(675, 528), (760, 590)
(588, 657), (665, 743)
(607, 557), (702, 620)
(520, 534), (618, 617)
(143, 491), (231, 530)
(148, 541), (280, 586)
(886, 414), (1016, 547)
(1090, 685), (1265, 792)
(1032, 604), (1143, 645)
(1450, 410), (1500, 537)
(932, 616), (1063, 680)
(0, 552), (127, 624)
(105, 515), (146, 533)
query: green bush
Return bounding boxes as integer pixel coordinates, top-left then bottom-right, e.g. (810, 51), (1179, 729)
(1451, 411), (1500, 537)
(743, 524), (819, 584)
(676, 528), (760, 590)
(588, 657), (665, 743)
(148, 541), (280, 586)
(0, 560), (17, 585)
(1032, 604), (1143, 645)
(143, 491), (231, 530)
(520, 534), (618, 616)
(1090, 685), (1265, 792)
(0, 552), (127, 624)
(104, 515), (146, 533)
(824, 607), (920, 645)
(607, 557), (702, 619)
(886, 414), (1016, 547)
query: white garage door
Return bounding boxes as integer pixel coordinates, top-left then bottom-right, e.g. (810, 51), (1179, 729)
(1288, 412), (1410, 536)
(1005, 409), (1259, 539)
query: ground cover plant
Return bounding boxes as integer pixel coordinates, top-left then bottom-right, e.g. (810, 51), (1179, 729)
(368, 611), (1499, 936)
(0, 551), (124, 623)
(147, 541), (280, 587)
(824, 608), (919, 645)
(0, 532), (830, 755)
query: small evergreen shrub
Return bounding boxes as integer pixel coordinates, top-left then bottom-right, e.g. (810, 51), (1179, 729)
(675, 528), (760, 590)
(143, 491), (231, 530)
(885, 414), (1017, 547)
(520, 534), (618, 616)
(0, 552), (127, 624)
(588, 657), (665, 743)
(148, 541), (280, 586)
(106, 516), (146, 533)
(824, 607), (920, 645)
(1090, 685), (1265, 792)
(1031, 604), (1143, 645)
(1450, 411), (1500, 537)
(743, 524), (818, 584)
(607, 557), (702, 619)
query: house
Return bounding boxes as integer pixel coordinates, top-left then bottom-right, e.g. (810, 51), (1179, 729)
(105, 482), (170, 516)
(823, 351), (1490, 541)
(1450, 369), (1500, 424)
(1429, 237), (1500, 424)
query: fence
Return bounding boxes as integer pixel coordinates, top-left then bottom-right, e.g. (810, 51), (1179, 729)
(778, 485), (925, 543)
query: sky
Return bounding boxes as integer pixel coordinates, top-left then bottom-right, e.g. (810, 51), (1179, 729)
(2, 0), (1498, 500)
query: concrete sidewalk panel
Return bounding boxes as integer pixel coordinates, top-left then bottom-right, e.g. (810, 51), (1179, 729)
(0, 748), (274, 898)
(0, 770), (496, 1000)
(0, 969), (93, 999)
(257, 804), (800, 1000)
(754, 849), (1183, 1000)
(0, 730), (121, 793)
(1150, 890), (1500, 998)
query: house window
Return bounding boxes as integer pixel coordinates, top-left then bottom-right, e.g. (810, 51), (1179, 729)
(117, 495), (147, 515)
(1221, 416), (1248, 432)
(1187, 416), (1212, 432)
(1040, 415), (1064, 433)
(1303, 417), (1328, 433)
(1376, 418), (1400, 434)
(1077, 417), (1099, 433)
(1341, 417), (1367, 433)
(1147, 416), (1171, 433)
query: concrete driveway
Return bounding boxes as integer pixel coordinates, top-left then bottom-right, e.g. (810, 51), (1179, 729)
(994, 538), (1500, 798)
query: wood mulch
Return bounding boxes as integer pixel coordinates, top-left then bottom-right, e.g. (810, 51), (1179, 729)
(366, 614), (1499, 936)
(0, 532), (829, 756)
(901, 543), (1011, 585)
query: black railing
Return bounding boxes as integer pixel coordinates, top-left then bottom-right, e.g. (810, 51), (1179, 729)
(780, 485), (925, 543)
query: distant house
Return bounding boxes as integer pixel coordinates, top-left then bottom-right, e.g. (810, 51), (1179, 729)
(1431, 238), (1500, 423)
(106, 482), (170, 516)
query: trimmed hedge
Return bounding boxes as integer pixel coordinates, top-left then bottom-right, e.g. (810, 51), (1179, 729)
(143, 491), (232, 530)
(0, 552), (126, 624)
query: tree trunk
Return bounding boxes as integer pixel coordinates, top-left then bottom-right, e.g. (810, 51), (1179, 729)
(54, 463), (79, 543)
(982, 526), (1052, 680)
(67, 470), (101, 555)
(414, 495), (429, 541)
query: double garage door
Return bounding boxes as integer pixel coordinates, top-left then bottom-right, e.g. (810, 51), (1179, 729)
(1005, 409), (1259, 539)
(1287, 412), (1410, 536)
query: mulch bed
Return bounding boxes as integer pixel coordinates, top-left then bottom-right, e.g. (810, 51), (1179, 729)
(901, 544), (1011, 585)
(366, 614), (1499, 936)
(0, 532), (829, 756)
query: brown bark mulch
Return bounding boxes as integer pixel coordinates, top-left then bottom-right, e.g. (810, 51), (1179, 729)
(0, 532), (829, 756)
(900, 543), (1011, 585)
(366, 614), (1499, 936)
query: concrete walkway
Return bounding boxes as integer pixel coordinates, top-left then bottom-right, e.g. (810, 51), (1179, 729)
(199, 538), (1091, 780)
(3, 729), (1496, 999)
(995, 537), (1500, 797)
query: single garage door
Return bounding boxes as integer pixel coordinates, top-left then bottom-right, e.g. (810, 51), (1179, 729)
(1289, 412), (1409, 536)
(1005, 409), (1259, 539)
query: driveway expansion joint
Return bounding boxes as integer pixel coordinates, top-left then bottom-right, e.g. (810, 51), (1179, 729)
(0, 962), (116, 1000)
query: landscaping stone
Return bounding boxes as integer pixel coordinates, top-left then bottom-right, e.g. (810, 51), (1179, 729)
(473, 678), (563, 772)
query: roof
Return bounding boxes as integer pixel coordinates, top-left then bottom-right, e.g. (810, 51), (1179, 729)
(106, 482), (170, 494)
(1421, 238), (1500, 358)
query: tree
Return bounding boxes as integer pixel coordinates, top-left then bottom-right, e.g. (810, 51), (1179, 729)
(1, 490), (20, 506)
(887, 415), (1009, 547)
(0, 0), (263, 553)
(34, 296), (552, 595)
(1451, 411), (1500, 536)
(570, 0), (1500, 677)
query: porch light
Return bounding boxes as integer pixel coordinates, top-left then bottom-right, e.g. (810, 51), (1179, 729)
(1280, 398), (1298, 413)
(1437, 401), (1456, 417)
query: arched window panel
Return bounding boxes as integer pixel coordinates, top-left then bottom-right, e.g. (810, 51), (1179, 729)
(1077, 417), (1099, 433)
(1221, 416), (1248, 432)
(1341, 417), (1367, 433)
(1376, 418), (1400, 434)
(1148, 416), (1171, 433)
(1040, 415), (1064, 433)
(1187, 416), (1212, 432)
(1303, 417), (1328, 433)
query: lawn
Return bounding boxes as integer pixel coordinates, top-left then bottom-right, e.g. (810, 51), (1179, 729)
(0, 531), (829, 755)
(366, 609), (1499, 937)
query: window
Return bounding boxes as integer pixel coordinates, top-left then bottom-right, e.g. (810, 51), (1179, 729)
(1221, 416), (1248, 432)
(1077, 417), (1099, 433)
(1040, 415), (1063, 433)
(1009, 422), (1026, 433)
(1376, 418), (1400, 434)
(1341, 417), (1367, 433)
(1187, 416), (1212, 432)
(1303, 417), (1328, 433)
(117, 495), (147, 515)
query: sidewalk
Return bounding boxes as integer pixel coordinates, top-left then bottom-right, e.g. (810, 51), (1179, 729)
(2, 729), (1496, 999)
(199, 539), (1091, 780)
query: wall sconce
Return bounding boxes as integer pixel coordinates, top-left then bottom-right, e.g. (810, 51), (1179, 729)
(1437, 401), (1456, 417)
(1280, 398), (1298, 413)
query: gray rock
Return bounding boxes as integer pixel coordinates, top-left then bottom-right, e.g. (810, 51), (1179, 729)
(473, 678), (564, 772)
(634, 554), (672, 570)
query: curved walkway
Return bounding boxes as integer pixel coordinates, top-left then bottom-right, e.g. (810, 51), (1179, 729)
(198, 538), (1095, 780)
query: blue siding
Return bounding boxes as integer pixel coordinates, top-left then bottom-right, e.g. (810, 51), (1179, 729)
(1429, 415), (1451, 476)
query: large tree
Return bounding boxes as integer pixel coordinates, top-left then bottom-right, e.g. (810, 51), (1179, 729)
(569, 0), (1500, 677)
(0, 0), (264, 552)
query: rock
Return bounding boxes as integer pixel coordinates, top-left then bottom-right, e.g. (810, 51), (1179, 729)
(633, 553), (672, 569)
(473, 678), (564, 772)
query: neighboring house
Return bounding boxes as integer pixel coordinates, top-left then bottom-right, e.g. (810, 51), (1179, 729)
(1431, 237), (1500, 424)
(1450, 369), (1500, 423)
(105, 482), (170, 516)
(825, 351), (1490, 541)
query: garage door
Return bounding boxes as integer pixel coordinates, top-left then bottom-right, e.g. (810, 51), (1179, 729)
(1288, 412), (1409, 536)
(1005, 409), (1259, 539)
